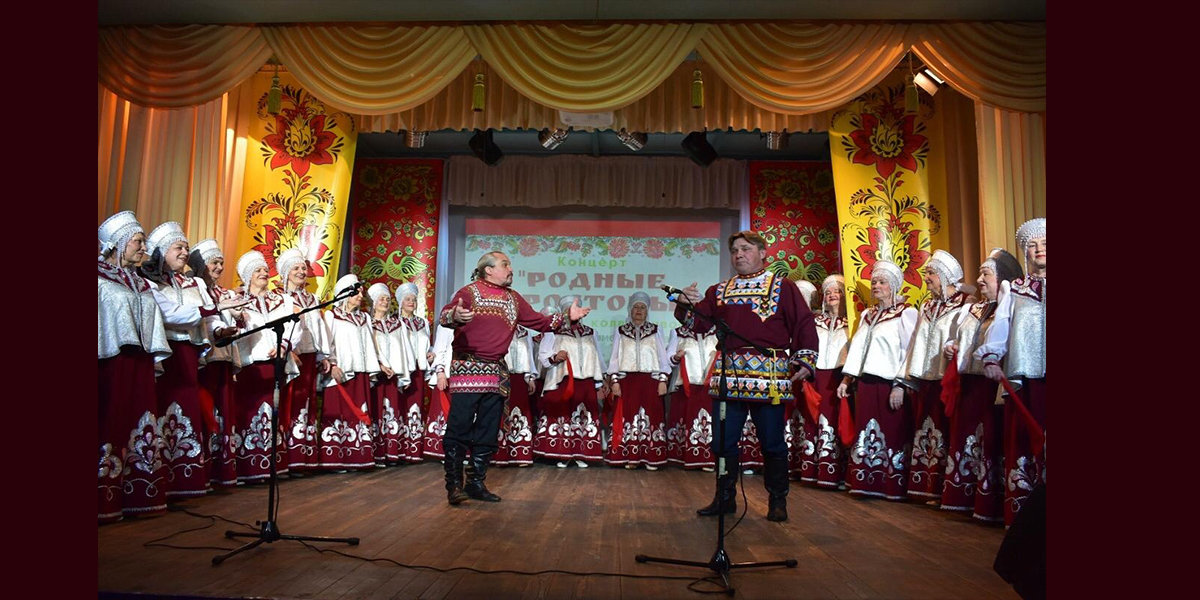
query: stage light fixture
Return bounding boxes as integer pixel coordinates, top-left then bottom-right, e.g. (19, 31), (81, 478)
(538, 128), (570, 150)
(405, 130), (427, 148)
(616, 128), (647, 151)
(468, 129), (504, 166)
(914, 68), (946, 96)
(681, 131), (717, 167)
(764, 131), (788, 151)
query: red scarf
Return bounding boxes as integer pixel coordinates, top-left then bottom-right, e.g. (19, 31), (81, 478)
(329, 380), (372, 425)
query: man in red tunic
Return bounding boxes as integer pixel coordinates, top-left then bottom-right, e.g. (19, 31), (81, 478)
(439, 251), (590, 505)
(675, 231), (818, 522)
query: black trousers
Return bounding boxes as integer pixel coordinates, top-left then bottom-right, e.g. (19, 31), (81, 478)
(444, 391), (505, 453)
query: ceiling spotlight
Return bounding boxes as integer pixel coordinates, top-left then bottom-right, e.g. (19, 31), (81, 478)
(616, 128), (648, 151)
(914, 68), (946, 96)
(405, 130), (427, 148)
(538, 128), (570, 150)
(764, 131), (788, 151)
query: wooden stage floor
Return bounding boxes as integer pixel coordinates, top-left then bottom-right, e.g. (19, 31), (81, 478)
(98, 461), (1018, 599)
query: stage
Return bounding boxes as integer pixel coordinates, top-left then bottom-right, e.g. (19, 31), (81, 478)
(98, 461), (1017, 599)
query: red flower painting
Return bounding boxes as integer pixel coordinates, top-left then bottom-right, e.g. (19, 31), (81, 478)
(262, 113), (338, 177)
(854, 227), (930, 290)
(847, 113), (927, 179)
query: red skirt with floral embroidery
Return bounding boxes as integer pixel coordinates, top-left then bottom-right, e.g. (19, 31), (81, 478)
(534, 377), (604, 462)
(199, 361), (238, 487)
(494, 374), (536, 465)
(847, 375), (914, 500)
(316, 373), (375, 470)
(156, 341), (210, 497)
(282, 352), (319, 471)
(907, 378), (949, 499)
(603, 373), (668, 467)
(99, 348), (168, 523)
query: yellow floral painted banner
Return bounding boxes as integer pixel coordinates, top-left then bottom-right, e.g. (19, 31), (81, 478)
(828, 72), (946, 335)
(233, 71), (358, 300)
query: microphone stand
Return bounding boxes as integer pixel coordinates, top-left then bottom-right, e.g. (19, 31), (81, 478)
(635, 290), (796, 595)
(211, 284), (361, 565)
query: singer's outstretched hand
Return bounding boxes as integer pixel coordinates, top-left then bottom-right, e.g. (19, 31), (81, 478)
(679, 281), (702, 305)
(451, 298), (474, 324)
(567, 299), (590, 321)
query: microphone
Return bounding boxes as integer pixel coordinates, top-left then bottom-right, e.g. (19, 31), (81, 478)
(660, 284), (686, 296)
(341, 281), (364, 297)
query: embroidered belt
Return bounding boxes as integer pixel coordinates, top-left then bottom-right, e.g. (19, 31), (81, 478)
(449, 352), (511, 397)
(708, 349), (793, 404)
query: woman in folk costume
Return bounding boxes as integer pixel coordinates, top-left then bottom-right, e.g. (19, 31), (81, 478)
(795, 274), (852, 488)
(837, 260), (919, 500)
(495, 322), (538, 467)
(366, 282), (412, 466)
(396, 282), (433, 463)
(319, 274), (379, 471)
(423, 324), (456, 459)
(534, 295), (607, 468)
(141, 222), (246, 498)
(783, 279), (820, 479)
(897, 250), (971, 501)
(604, 291), (671, 470)
(664, 300), (719, 471)
(941, 249), (1023, 521)
(229, 250), (301, 482)
(98, 211), (172, 522)
(274, 247), (332, 475)
(187, 239), (243, 488)
(528, 304), (561, 435)
(975, 218), (1046, 526)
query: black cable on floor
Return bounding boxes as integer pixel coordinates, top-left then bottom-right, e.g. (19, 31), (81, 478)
(140, 510), (255, 551)
(139, 509), (786, 594)
(295, 538), (739, 593)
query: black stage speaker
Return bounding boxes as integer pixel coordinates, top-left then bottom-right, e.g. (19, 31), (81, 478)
(681, 131), (717, 167)
(469, 129), (504, 166)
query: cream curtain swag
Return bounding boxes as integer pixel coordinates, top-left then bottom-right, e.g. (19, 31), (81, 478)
(99, 22), (1043, 116)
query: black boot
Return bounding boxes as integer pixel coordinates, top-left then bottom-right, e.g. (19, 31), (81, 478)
(764, 455), (789, 522)
(464, 448), (502, 502)
(443, 443), (469, 505)
(697, 458), (739, 516)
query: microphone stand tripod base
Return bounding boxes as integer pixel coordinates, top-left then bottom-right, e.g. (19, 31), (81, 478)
(210, 302), (365, 566)
(214, 521), (360, 565)
(636, 546), (797, 596)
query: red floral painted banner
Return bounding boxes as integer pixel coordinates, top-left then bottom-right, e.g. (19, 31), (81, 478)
(233, 71), (357, 301)
(349, 158), (443, 323)
(748, 160), (841, 299)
